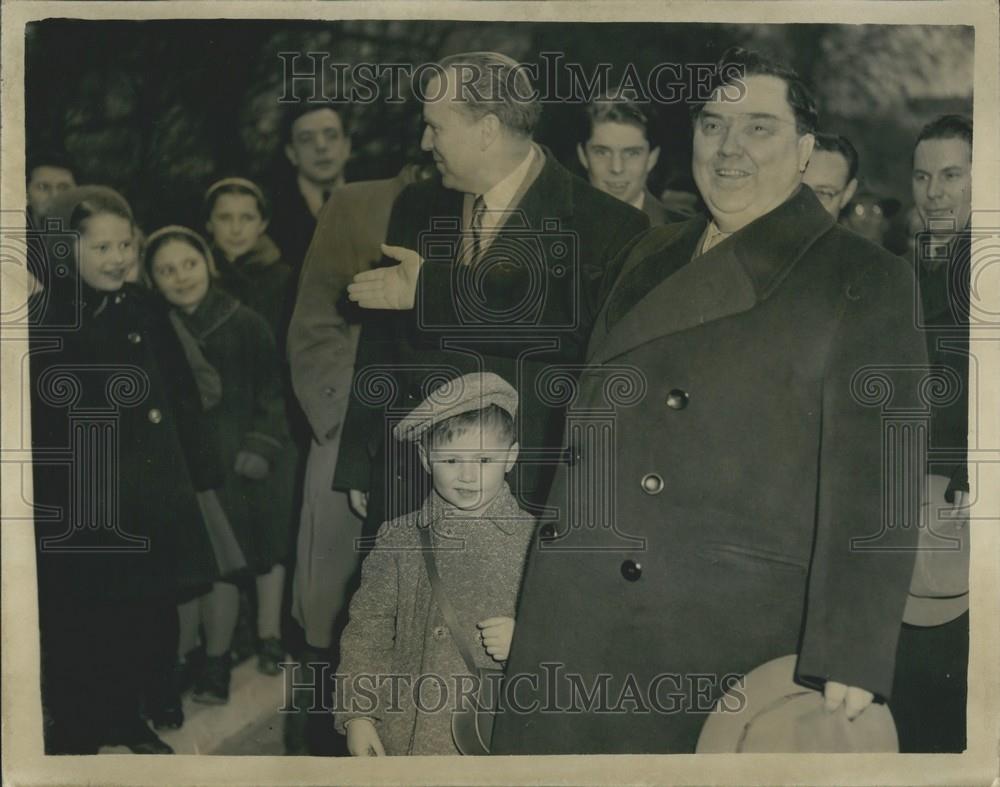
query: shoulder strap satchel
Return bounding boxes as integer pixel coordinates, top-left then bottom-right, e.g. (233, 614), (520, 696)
(419, 524), (502, 755)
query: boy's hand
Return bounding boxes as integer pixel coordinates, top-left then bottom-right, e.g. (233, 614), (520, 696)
(823, 681), (874, 721)
(477, 616), (515, 663)
(345, 718), (385, 756)
(234, 450), (269, 480)
(349, 489), (369, 519)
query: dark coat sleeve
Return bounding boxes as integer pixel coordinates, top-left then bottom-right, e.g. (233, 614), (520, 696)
(586, 208), (652, 324)
(241, 310), (291, 462)
(795, 257), (927, 700)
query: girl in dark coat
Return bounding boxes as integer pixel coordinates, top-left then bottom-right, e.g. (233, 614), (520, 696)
(30, 186), (221, 754)
(203, 178), (294, 346)
(145, 226), (297, 701)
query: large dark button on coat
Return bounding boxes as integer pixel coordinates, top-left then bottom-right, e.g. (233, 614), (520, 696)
(539, 523), (556, 543)
(641, 473), (664, 495)
(621, 559), (643, 582)
(665, 389), (689, 410)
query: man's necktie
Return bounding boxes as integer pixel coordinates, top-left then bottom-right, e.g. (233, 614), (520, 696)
(469, 195), (487, 264)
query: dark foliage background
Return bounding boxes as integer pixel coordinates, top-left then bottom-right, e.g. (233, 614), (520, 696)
(26, 19), (973, 235)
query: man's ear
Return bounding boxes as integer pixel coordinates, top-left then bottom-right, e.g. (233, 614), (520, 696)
(480, 114), (501, 150)
(576, 143), (590, 172)
(504, 441), (520, 473)
(417, 442), (431, 475)
(285, 143), (299, 169)
(840, 178), (859, 211)
(797, 133), (816, 174)
(645, 145), (661, 174)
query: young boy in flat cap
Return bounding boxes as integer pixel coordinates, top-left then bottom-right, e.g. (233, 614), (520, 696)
(334, 372), (536, 756)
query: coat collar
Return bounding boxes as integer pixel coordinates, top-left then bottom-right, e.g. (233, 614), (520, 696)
(514, 144), (574, 222)
(428, 145), (575, 229)
(176, 285), (240, 340)
(591, 186), (835, 364)
(416, 483), (526, 536)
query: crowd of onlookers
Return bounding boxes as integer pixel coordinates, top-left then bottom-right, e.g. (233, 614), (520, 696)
(25, 45), (972, 757)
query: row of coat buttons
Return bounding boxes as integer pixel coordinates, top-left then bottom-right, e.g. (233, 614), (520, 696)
(641, 389), (686, 495)
(628, 393), (683, 576)
(546, 388), (685, 583)
(125, 331), (160, 423)
(129, 325), (155, 423)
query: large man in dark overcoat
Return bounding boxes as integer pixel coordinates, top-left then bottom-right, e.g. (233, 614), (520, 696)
(491, 48), (928, 755)
(335, 52), (649, 530)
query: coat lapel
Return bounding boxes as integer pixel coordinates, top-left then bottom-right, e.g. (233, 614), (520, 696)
(590, 186), (835, 364)
(511, 147), (574, 226)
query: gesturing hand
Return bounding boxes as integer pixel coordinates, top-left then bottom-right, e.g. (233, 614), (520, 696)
(347, 244), (424, 310)
(823, 680), (874, 721)
(477, 616), (515, 663)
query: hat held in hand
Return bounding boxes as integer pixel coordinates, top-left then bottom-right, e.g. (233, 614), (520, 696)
(393, 372), (518, 443)
(696, 655), (898, 753)
(903, 473), (970, 627)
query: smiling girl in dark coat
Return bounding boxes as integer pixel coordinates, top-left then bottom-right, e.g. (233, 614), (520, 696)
(146, 226), (297, 701)
(30, 187), (222, 754)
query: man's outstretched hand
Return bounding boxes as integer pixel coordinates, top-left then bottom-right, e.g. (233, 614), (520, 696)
(347, 243), (423, 310)
(823, 680), (874, 721)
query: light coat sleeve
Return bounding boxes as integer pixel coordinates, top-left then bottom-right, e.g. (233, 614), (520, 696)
(287, 194), (367, 443)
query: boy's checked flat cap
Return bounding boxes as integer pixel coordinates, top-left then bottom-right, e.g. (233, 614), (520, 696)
(393, 372), (518, 443)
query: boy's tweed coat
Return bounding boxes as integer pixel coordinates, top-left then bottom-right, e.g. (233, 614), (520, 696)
(335, 484), (534, 755)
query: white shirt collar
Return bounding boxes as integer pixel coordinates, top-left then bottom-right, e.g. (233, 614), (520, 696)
(701, 220), (732, 254)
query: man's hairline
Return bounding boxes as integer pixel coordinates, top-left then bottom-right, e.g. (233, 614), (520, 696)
(288, 106), (346, 140)
(913, 135), (973, 164)
(28, 164), (75, 183)
(806, 149), (852, 188)
(585, 118), (657, 151)
(694, 72), (814, 138)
